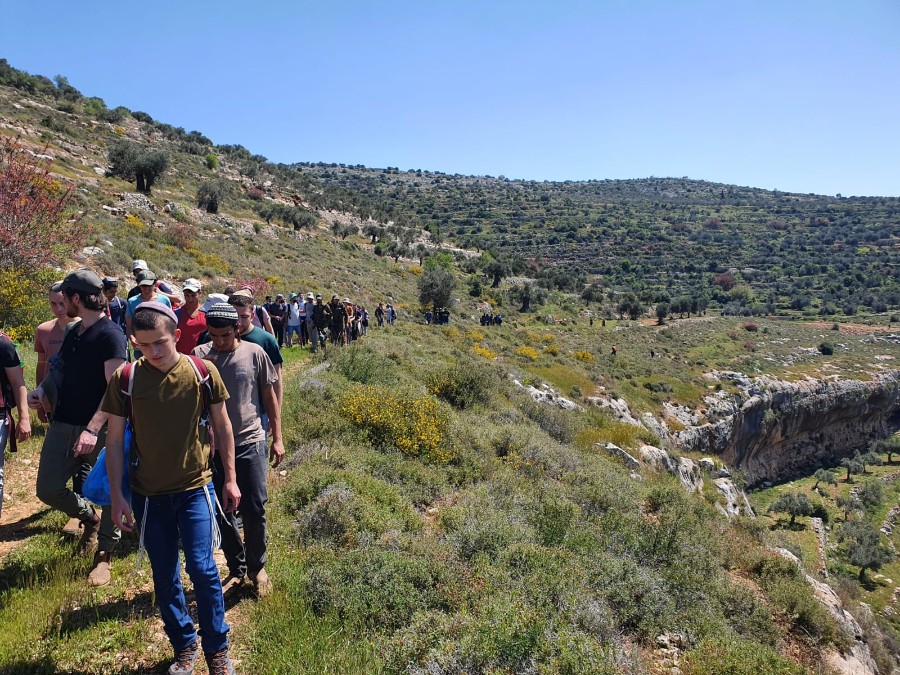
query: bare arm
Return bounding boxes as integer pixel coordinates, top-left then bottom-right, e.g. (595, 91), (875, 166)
(5, 365), (31, 442)
(34, 335), (47, 387)
(106, 414), (133, 531)
(273, 363), (283, 407)
(264, 313), (274, 336)
(260, 382), (284, 466)
(210, 401), (241, 513)
(73, 357), (125, 456)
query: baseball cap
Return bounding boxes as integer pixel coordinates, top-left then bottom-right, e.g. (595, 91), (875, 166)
(205, 302), (239, 322)
(315, 294), (323, 300)
(183, 278), (202, 293)
(102, 276), (119, 289)
(60, 269), (103, 295)
(306, 292), (314, 300)
(331, 294), (340, 301)
(289, 293), (297, 299)
(136, 271), (158, 286)
(201, 293), (229, 312)
(231, 289), (253, 299)
(276, 293), (284, 299)
(134, 300), (177, 324)
(132, 259), (148, 272)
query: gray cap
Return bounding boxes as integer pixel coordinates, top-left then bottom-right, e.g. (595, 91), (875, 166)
(60, 269), (103, 295)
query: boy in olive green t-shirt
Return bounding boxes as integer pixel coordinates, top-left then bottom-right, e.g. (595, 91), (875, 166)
(102, 302), (240, 675)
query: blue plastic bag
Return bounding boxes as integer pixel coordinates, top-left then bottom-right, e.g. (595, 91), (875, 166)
(83, 425), (133, 507)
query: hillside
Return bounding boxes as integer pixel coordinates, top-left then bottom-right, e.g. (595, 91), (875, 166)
(0, 59), (899, 674)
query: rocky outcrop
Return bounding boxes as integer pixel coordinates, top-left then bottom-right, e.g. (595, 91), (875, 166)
(775, 549), (878, 675)
(674, 371), (900, 486)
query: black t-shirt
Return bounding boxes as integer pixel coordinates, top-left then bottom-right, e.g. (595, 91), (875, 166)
(0, 336), (20, 408)
(55, 317), (127, 426)
(108, 296), (127, 331)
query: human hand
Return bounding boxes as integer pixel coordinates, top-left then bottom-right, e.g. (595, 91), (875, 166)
(269, 439), (285, 467)
(223, 481), (241, 513)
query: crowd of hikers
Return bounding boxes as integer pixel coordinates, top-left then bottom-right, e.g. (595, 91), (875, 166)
(0, 259), (397, 675)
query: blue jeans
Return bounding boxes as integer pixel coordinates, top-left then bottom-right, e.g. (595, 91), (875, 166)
(132, 483), (229, 654)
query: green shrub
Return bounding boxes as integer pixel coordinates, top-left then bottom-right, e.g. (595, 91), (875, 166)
(205, 152), (219, 170)
(364, 450), (450, 506)
(426, 359), (496, 409)
(682, 636), (805, 675)
(331, 343), (390, 384)
(285, 465), (421, 545)
(519, 398), (578, 443)
(302, 547), (458, 630)
(818, 341), (835, 355)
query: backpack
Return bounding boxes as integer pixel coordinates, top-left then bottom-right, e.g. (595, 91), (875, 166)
(120, 354), (216, 452)
(0, 331), (20, 453)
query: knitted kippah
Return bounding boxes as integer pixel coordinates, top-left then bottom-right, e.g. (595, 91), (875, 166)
(205, 302), (239, 321)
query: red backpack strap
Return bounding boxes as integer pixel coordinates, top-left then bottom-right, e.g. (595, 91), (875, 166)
(185, 354), (213, 415)
(119, 362), (135, 426)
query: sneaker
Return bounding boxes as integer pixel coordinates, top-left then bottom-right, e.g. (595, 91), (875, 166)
(168, 640), (198, 675)
(87, 551), (112, 587)
(251, 568), (272, 597)
(204, 647), (235, 675)
(77, 512), (100, 555)
(221, 573), (246, 597)
(62, 517), (83, 536)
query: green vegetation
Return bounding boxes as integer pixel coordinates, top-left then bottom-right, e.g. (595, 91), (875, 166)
(1, 57), (898, 673)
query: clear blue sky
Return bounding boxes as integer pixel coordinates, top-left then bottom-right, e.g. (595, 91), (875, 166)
(2, 1), (898, 196)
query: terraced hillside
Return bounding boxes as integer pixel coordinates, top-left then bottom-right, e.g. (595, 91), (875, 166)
(294, 163), (900, 317)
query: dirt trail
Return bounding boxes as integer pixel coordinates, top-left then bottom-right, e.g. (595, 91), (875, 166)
(0, 443), (47, 560)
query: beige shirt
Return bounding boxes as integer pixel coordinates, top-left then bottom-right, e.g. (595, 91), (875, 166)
(193, 340), (278, 447)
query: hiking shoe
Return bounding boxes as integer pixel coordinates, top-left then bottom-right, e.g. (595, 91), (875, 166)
(221, 573), (246, 597)
(62, 517), (82, 536)
(87, 551), (112, 587)
(204, 647), (235, 675)
(168, 640), (198, 675)
(251, 568), (272, 597)
(77, 513), (100, 555)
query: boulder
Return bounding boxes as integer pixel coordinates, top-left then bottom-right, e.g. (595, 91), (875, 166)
(639, 445), (677, 474)
(698, 457), (716, 473)
(600, 443), (640, 470)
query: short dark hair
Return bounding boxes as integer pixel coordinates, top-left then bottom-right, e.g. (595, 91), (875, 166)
(228, 294), (253, 308)
(133, 307), (177, 335)
(63, 288), (107, 311)
(223, 285), (236, 295)
(207, 316), (240, 330)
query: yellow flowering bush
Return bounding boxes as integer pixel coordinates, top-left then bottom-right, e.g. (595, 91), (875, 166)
(543, 344), (560, 356)
(186, 247), (229, 272)
(466, 329), (485, 341)
(340, 385), (455, 463)
(472, 344), (496, 360)
(125, 213), (144, 230)
(574, 350), (595, 364)
(515, 345), (540, 361)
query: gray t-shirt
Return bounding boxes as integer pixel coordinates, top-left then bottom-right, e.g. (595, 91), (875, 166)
(193, 340), (278, 447)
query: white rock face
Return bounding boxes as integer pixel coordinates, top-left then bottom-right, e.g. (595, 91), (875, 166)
(600, 442), (640, 470)
(512, 379), (582, 411)
(774, 549), (877, 675)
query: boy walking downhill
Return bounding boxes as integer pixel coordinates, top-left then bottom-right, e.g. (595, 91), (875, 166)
(103, 302), (240, 675)
(193, 303), (284, 595)
(28, 270), (126, 585)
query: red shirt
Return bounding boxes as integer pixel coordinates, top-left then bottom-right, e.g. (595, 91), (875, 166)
(176, 308), (208, 354)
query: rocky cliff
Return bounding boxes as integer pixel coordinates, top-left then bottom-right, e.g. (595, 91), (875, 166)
(673, 371), (900, 486)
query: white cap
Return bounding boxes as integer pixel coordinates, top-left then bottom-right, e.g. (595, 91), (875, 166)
(132, 259), (148, 271)
(183, 278), (202, 293)
(200, 293), (229, 312)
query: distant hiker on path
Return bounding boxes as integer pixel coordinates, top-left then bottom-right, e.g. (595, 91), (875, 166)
(103, 302), (240, 675)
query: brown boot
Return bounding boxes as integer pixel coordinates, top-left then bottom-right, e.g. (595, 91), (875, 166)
(87, 551), (112, 587)
(62, 517), (83, 536)
(78, 512), (100, 555)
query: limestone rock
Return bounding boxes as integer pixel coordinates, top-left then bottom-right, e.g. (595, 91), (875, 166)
(713, 478), (753, 518)
(774, 548), (877, 675)
(600, 443), (640, 470)
(640, 445), (677, 474)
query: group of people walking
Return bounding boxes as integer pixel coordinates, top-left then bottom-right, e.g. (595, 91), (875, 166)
(0, 257), (400, 675)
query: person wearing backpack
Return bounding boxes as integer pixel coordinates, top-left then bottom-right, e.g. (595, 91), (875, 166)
(28, 269), (126, 585)
(1, 332), (32, 518)
(193, 303), (283, 596)
(103, 301), (240, 675)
